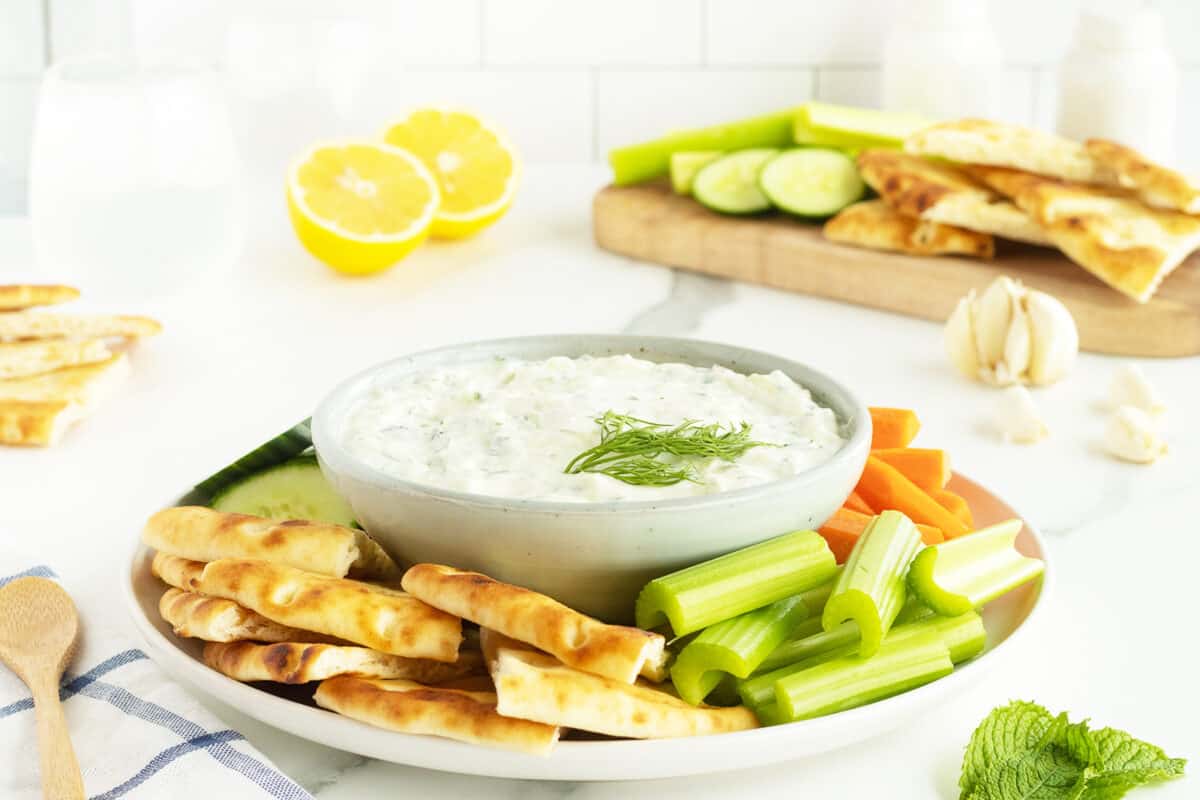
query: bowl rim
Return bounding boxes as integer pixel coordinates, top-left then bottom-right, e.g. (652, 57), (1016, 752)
(312, 334), (872, 515)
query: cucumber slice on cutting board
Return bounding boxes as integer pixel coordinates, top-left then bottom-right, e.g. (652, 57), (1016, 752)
(692, 149), (780, 215)
(194, 419), (313, 498)
(793, 102), (932, 150)
(210, 455), (356, 526)
(670, 151), (722, 195)
(758, 148), (864, 217)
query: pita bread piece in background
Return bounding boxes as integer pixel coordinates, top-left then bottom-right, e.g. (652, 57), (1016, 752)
(969, 164), (1200, 302)
(0, 285), (80, 311)
(824, 200), (995, 258)
(203, 640), (485, 685)
(904, 118), (1101, 183)
(1086, 138), (1200, 215)
(0, 353), (130, 446)
(158, 587), (338, 644)
(0, 338), (111, 380)
(0, 311), (161, 342)
(856, 149), (1052, 246)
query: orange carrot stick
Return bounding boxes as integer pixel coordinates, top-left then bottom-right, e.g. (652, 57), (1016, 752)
(870, 448), (951, 492)
(854, 456), (969, 538)
(930, 487), (974, 528)
(818, 507), (943, 564)
(868, 407), (921, 449)
(843, 491), (874, 515)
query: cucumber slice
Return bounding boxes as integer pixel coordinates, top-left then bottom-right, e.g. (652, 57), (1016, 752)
(793, 103), (932, 150)
(758, 148), (864, 217)
(670, 151), (722, 195)
(194, 419), (313, 498)
(211, 455), (355, 526)
(692, 149), (780, 215)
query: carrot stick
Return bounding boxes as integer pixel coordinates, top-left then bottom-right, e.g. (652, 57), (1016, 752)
(930, 488), (974, 528)
(854, 456), (969, 539)
(870, 448), (950, 492)
(868, 407), (921, 449)
(843, 491), (874, 515)
(818, 507), (943, 564)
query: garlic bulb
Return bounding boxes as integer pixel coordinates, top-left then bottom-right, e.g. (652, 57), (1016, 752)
(1109, 364), (1166, 416)
(994, 386), (1049, 444)
(1104, 406), (1167, 463)
(944, 276), (1078, 386)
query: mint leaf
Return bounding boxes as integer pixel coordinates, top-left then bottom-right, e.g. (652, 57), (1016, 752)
(1080, 727), (1187, 800)
(966, 713), (1090, 800)
(961, 701), (1057, 797)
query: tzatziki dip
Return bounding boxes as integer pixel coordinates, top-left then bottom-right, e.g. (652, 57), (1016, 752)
(340, 354), (846, 502)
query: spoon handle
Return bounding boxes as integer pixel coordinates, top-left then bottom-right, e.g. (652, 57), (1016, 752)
(31, 677), (84, 800)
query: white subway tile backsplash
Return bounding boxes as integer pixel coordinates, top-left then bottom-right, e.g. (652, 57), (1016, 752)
(0, 78), (39, 213)
(706, 0), (892, 65)
(595, 69), (813, 157)
(985, 0), (1080, 66)
(1173, 67), (1200, 173)
(0, 0), (44, 74)
(384, 0), (481, 66)
(816, 68), (879, 108)
(482, 0), (702, 66)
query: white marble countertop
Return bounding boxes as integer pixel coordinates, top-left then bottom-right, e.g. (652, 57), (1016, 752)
(2, 165), (1196, 798)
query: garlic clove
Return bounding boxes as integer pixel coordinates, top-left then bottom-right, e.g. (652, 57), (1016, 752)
(1024, 289), (1079, 386)
(1109, 363), (1166, 416)
(993, 385), (1049, 444)
(943, 292), (981, 380)
(999, 295), (1033, 386)
(1104, 405), (1167, 463)
(973, 276), (1019, 369)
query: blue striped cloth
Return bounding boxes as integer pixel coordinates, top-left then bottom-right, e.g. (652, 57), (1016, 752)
(0, 564), (313, 800)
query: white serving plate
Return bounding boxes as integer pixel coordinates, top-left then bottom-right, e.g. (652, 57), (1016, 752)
(124, 473), (1048, 782)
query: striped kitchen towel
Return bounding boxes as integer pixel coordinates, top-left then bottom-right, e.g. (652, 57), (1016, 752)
(0, 561), (313, 800)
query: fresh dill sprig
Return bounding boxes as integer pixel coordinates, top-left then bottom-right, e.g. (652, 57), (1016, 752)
(564, 410), (779, 487)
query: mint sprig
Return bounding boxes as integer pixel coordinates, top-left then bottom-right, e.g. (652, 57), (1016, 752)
(961, 701), (1185, 800)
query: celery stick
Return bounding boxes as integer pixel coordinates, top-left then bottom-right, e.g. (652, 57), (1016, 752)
(636, 530), (837, 636)
(907, 519), (1045, 617)
(609, 109), (798, 185)
(670, 151), (722, 195)
(793, 102), (932, 150)
(751, 701), (789, 726)
(822, 511), (922, 657)
(775, 635), (953, 721)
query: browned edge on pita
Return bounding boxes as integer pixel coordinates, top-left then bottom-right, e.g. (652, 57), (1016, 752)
(823, 200), (995, 258)
(0, 284), (79, 311)
(0, 339), (111, 381)
(158, 586), (336, 644)
(0, 311), (162, 342)
(203, 641), (485, 684)
(1085, 138), (1200, 214)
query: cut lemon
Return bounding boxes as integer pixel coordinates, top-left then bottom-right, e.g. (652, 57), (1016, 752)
(383, 109), (519, 239)
(287, 141), (440, 275)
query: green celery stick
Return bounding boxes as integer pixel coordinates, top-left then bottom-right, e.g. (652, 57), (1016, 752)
(751, 701), (790, 726)
(792, 102), (932, 151)
(670, 151), (722, 195)
(609, 109), (798, 185)
(636, 530), (838, 637)
(822, 511), (923, 657)
(907, 519), (1045, 617)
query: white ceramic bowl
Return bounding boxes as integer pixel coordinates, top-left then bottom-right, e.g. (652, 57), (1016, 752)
(312, 335), (871, 621)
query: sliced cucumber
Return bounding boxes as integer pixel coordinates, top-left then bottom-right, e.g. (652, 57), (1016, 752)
(758, 148), (864, 217)
(211, 456), (355, 526)
(195, 419), (313, 498)
(793, 103), (932, 150)
(670, 151), (722, 195)
(692, 149), (780, 215)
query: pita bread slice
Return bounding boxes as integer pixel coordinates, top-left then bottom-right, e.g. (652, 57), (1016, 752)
(904, 118), (1100, 183)
(491, 648), (758, 739)
(0, 354), (130, 446)
(159, 587), (335, 643)
(969, 165), (1200, 302)
(143, 506), (401, 582)
(824, 200), (995, 258)
(196, 559), (462, 661)
(402, 564), (665, 684)
(856, 149), (1051, 246)
(0, 311), (161, 342)
(314, 676), (560, 755)
(1086, 138), (1200, 214)
(0, 339), (111, 380)
(151, 552), (205, 591)
(203, 641), (485, 684)
(0, 285), (79, 311)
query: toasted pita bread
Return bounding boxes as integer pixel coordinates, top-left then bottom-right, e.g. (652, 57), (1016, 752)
(905, 118), (1100, 183)
(0, 354), (130, 446)
(314, 676), (560, 755)
(402, 564), (665, 684)
(151, 552), (205, 591)
(1086, 138), (1200, 214)
(143, 507), (401, 583)
(159, 587), (334, 643)
(196, 559), (462, 661)
(824, 200), (995, 258)
(969, 165), (1200, 302)
(0, 285), (79, 311)
(0, 339), (111, 380)
(203, 641), (484, 684)
(857, 149), (1051, 246)
(0, 311), (161, 342)
(491, 648), (758, 739)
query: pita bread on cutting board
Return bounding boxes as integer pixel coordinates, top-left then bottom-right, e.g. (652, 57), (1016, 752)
(0, 338), (112, 381)
(824, 200), (995, 258)
(0, 311), (161, 342)
(314, 676), (561, 755)
(905, 118), (1101, 183)
(1086, 138), (1200, 215)
(969, 164), (1200, 302)
(856, 149), (1051, 246)
(143, 506), (401, 582)
(158, 587), (336, 644)
(0, 285), (80, 311)
(0, 354), (130, 446)
(402, 563), (666, 684)
(203, 641), (484, 685)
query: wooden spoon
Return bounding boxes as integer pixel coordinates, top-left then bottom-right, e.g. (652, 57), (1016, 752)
(0, 577), (84, 800)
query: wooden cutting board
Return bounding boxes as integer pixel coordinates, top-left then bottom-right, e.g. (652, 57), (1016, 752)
(593, 181), (1200, 357)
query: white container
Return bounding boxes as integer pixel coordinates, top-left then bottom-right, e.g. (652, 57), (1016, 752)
(1056, 5), (1177, 162)
(881, 0), (1004, 119)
